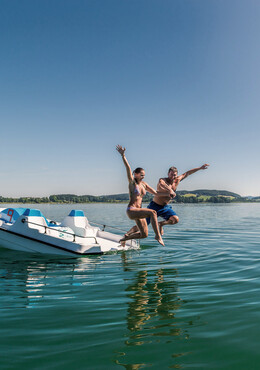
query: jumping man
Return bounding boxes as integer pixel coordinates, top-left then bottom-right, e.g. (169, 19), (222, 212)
(147, 164), (210, 235)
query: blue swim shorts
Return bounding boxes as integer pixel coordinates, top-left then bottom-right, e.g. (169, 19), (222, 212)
(146, 201), (177, 225)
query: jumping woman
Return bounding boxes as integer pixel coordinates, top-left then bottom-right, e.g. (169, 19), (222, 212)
(116, 145), (170, 246)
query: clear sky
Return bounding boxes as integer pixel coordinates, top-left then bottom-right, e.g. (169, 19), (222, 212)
(1, 0), (259, 197)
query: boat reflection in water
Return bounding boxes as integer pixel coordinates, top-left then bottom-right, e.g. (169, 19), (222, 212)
(0, 251), (98, 309)
(0, 250), (195, 369)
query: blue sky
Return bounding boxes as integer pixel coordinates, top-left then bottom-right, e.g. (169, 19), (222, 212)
(1, 0), (259, 197)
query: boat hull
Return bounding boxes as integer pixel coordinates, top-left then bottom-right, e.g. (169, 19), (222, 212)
(0, 207), (139, 257)
(0, 228), (103, 256)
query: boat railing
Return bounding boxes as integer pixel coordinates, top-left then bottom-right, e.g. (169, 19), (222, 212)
(89, 221), (140, 248)
(89, 220), (126, 233)
(21, 218), (98, 244)
(20, 218), (139, 248)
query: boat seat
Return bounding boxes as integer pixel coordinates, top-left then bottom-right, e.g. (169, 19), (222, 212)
(0, 208), (27, 224)
(60, 210), (98, 237)
(21, 208), (49, 233)
(23, 208), (54, 225)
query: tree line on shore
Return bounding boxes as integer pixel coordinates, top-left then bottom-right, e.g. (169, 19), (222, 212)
(0, 190), (259, 204)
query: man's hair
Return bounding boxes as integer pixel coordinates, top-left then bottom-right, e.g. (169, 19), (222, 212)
(168, 166), (178, 174)
(133, 167), (144, 174)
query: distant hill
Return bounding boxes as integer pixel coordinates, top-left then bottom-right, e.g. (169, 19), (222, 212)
(47, 190), (243, 203)
(177, 189), (241, 198)
(99, 189), (242, 201)
(0, 190), (258, 204)
(100, 193), (129, 201)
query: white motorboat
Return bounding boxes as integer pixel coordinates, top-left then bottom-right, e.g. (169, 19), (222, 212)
(0, 207), (139, 256)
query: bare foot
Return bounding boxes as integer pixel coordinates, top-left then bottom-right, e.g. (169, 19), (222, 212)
(159, 223), (164, 236)
(120, 235), (127, 247)
(155, 236), (164, 246)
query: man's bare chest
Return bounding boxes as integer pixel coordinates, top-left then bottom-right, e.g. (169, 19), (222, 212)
(164, 178), (178, 191)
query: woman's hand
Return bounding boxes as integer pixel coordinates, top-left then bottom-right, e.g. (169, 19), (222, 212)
(116, 145), (133, 182)
(116, 145), (126, 156)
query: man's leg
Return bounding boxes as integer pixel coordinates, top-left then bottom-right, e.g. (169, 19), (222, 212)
(159, 215), (179, 235)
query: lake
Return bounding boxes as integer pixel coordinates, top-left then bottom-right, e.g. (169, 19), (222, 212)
(1, 203), (260, 369)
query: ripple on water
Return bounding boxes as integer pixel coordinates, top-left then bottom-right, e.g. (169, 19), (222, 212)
(1, 203), (260, 369)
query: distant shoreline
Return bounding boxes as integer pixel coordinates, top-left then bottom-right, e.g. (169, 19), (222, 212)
(0, 190), (259, 205)
(0, 201), (260, 205)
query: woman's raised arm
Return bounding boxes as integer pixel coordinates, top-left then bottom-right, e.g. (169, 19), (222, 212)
(116, 145), (133, 182)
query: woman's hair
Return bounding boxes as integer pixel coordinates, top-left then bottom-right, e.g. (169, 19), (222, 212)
(133, 167), (144, 174)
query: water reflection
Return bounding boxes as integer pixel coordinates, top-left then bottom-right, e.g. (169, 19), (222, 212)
(115, 254), (189, 368)
(0, 249), (191, 368)
(0, 250), (97, 309)
(126, 269), (181, 335)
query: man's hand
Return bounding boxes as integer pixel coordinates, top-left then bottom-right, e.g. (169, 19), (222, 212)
(179, 164), (210, 182)
(170, 190), (176, 198)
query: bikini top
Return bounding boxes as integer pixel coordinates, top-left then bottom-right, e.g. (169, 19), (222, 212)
(134, 184), (141, 196)
(131, 182), (146, 197)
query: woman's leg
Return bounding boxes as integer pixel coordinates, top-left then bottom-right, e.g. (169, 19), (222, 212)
(120, 225), (139, 246)
(125, 225), (139, 237)
(148, 210), (165, 246)
(124, 208), (164, 246)
(120, 219), (148, 242)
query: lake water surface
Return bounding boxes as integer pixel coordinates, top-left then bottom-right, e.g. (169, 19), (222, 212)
(1, 203), (260, 369)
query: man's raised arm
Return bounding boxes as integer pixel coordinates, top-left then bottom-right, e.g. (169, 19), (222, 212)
(178, 164), (209, 182)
